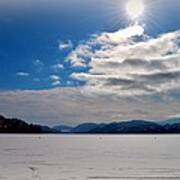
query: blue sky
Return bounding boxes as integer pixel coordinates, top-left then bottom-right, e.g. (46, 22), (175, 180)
(0, 0), (122, 90)
(0, 0), (180, 90)
(0, 0), (180, 125)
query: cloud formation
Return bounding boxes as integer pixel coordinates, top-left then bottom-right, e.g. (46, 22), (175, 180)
(68, 25), (180, 96)
(1, 25), (180, 125)
(0, 87), (180, 125)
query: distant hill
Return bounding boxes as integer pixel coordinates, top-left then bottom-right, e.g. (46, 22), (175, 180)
(53, 120), (180, 134)
(53, 123), (106, 133)
(164, 123), (180, 133)
(0, 115), (53, 133)
(2, 114), (180, 134)
(71, 123), (102, 133)
(158, 118), (180, 125)
(89, 120), (165, 134)
(53, 125), (73, 133)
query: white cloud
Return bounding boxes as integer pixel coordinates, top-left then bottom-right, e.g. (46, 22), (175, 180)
(68, 25), (180, 96)
(59, 40), (73, 50)
(49, 75), (60, 86)
(50, 75), (60, 81)
(52, 80), (61, 86)
(51, 63), (64, 72)
(66, 25), (145, 68)
(16, 72), (29, 77)
(66, 43), (93, 67)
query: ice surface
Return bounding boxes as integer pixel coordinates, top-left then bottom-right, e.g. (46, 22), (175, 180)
(0, 134), (180, 180)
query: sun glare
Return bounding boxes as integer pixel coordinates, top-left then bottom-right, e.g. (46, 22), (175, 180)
(126, 0), (145, 20)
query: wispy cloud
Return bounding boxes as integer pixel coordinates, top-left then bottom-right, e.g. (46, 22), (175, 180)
(59, 40), (73, 50)
(51, 63), (64, 72)
(33, 59), (44, 72)
(33, 59), (44, 66)
(16, 72), (29, 77)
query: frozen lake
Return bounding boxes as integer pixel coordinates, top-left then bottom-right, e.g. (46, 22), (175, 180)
(0, 135), (180, 180)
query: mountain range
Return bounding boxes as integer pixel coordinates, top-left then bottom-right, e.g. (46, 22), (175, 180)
(0, 115), (52, 133)
(1, 114), (180, 134)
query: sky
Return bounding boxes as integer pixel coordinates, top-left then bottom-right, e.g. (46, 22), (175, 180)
(0, 0), (180, 125)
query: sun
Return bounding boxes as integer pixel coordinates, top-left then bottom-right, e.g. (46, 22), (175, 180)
(126, 0), (145, 20)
